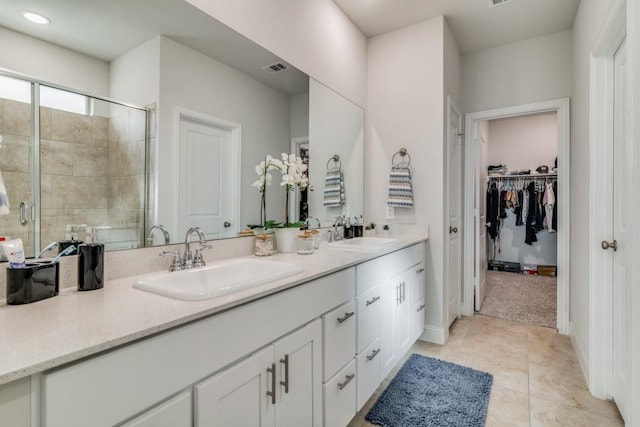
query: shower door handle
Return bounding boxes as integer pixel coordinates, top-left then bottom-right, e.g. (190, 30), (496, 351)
(19, 202), (29, 225)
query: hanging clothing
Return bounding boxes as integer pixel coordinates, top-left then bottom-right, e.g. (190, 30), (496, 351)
(552, 181), (558, 231)
(543, 181), (556, 232)
(486, 183), (500, 240)
(525, 182), (538, 245)
(515, 189), (524, 226)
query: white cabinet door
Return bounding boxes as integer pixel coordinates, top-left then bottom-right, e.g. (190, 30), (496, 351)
(396, 270), (413, 358)
(356, 338), (381, 411)
(273, 319), (322, 427)
(323, 300), (356, 381)
(379, 279), (399, 380)
(122, 391), (192, 427)
(323, 359), (356, 427)
(195, 346), (276, 427)
(356, 286), (381, 353)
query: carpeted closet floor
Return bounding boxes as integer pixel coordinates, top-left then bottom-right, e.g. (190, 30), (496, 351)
(478, 270), (557, 329)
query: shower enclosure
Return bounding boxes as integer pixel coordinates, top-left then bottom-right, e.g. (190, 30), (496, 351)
(0, 71), (147, 258)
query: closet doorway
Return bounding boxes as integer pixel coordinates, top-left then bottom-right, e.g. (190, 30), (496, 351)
(462, 98), (570, 335)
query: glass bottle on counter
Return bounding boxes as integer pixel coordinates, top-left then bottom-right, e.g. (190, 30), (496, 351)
(254, 234), (275, 256)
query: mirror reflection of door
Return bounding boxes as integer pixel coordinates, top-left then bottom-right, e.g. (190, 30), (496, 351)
(178, 116), (239, 240)
(293, 139), (310, 222)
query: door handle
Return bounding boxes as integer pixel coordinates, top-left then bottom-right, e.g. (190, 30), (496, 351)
(224, 221), (231, 228)
(19, 202), (29, 225)
(449, 226), (458, 234)
(601, 240), (617, 251)
(337, 373), (355, 390)
(337, 311), (355, 323)
(366, 348), (381, 361)
(365, 296), (380, 306)
(266, 363), (276, 404)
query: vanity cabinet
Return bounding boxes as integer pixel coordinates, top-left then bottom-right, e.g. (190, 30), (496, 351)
(195, 319), (322, 427)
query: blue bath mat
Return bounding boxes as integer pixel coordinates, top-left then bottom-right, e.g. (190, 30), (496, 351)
(365, 354), (493, 427)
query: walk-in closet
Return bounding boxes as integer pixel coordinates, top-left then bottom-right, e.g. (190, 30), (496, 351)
(477, 112), (558, 329)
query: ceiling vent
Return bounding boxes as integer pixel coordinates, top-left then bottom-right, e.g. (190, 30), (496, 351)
(261, 62), (289, 75)
(489, 0), (513, 7)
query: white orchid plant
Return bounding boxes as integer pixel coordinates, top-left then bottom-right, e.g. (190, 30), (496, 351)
(251, 153), (311, 228)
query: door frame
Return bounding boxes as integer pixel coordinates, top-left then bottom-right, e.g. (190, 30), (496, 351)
(445, 95), (463, 326)
(172, 107), (241, 239)
(589, 0), (628, 404)
(462, 97), (571, 336)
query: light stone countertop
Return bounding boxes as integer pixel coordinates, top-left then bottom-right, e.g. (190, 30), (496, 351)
(0, 234), (428, 386)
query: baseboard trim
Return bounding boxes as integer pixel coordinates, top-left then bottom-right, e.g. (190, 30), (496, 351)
(419, 324), (446, 345)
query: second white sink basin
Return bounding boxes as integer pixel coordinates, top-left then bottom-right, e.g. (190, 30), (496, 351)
(328, 237), (398, 252)
(133, 258), (304, 301)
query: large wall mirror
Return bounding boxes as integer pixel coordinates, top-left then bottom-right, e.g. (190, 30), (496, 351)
(0, 0), (363, 258)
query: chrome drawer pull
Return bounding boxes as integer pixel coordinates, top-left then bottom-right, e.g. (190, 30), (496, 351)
(365, 296), (380, 306)
(337, 373), (355, 390)
(266, 363), (276, 404)
(417, 304), (426, 312)
(280, 354), (289, 393)
(416, 267), (425, 274)
(337, 311), (355, 323)
(366, 348), (381, 361)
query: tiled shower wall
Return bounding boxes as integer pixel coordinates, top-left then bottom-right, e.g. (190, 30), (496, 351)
(0, 97), (145, 257)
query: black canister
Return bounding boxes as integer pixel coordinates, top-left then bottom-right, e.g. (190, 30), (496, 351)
(78, 244), (104, 291)
(6, 262), (59, 304)
(354, 225), (363, 238)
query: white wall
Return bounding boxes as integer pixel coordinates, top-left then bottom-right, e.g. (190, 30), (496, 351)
(0, 26), (110, 97)
(185, 0), (367, 108)
(462, 30), (573, 114)
(487, 113), (558, 172)
(308, 79), (364, 225)
(156, 37), (291, 236)
(571, 0), (616, 388)
(367, 17), (447, 341)
(109, 37), (161, 108)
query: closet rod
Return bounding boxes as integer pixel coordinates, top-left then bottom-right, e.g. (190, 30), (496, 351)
(488, 173), (557, 180)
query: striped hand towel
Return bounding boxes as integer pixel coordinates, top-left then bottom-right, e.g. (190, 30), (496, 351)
(0, 169), (9, 215)
(387, 164), (414, 208)
(323, 169), (345, 207)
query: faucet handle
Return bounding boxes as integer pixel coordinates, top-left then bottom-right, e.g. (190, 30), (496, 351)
(160, 250), (183, 272)
(193, 244), (211, 268)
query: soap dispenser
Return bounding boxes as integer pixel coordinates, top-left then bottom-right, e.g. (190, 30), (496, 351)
(59, 224), (84, 256)
(77, 226), (105, 291)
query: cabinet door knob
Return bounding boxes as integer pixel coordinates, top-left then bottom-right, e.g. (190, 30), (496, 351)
(337, 311), (355, 323)
(601, 240), (617, 251)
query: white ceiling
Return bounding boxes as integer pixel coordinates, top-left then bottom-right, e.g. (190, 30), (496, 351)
(333, 0), (581, 54)
(0, 0), (309, 95)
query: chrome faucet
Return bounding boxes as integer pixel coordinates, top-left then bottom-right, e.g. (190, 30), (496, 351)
(148, 224), (170, 245)
(306, 216), (321, 229)
(183, 227), (211, 269)
(328, 216), (345, 242)
(159, 227), (211, 272)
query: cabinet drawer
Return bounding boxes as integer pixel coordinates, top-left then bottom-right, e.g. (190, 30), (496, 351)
(356, 287), (381, 353)
(121, 391), (192, 427)
(357, 243), (424, 295)
(356, 338), (381, 411)
(323, 300), (356, 381)
(323, 359), (356, 427)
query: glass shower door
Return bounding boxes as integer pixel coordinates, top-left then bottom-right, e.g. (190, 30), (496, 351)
(0, 74), (36, 257)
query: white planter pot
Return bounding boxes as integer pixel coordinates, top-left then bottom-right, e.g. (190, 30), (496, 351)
(275, 227), (300, 253)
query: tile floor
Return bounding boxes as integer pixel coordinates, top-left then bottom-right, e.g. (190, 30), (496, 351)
(349, 315), (624, 426)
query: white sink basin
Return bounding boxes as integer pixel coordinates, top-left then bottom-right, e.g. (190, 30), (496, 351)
(133, 258), (304, 301)
(328, 237), (398, 252)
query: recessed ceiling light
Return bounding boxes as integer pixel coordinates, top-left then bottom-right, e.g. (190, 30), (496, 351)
(23, 12), (50, 25)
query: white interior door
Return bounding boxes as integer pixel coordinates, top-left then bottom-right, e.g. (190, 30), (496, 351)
(611, 38), (628, 420)
(178, 117), (236, 240)
(447, 97), (462, 326)
(475, 133), (488, 311)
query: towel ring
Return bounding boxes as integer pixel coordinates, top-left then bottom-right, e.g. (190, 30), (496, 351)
(327, 154), (341, 171)
(391, 148), (411, 166)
